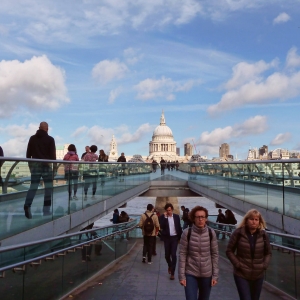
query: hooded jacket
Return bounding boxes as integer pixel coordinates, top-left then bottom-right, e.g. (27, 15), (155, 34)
(226, 227), (272, 280)
(26, 129), (56, 160)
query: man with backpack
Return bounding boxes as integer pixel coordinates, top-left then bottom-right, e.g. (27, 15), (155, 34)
(138, 204), (160, 265)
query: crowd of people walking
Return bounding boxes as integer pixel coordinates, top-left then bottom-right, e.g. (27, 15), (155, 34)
(138, 203), (272, 300)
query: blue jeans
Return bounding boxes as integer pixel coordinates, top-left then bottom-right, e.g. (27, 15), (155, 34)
(185, 274), (212, 300)
(234, 275), (264, 300)
(25, 163), (53, 208)
(163, 235), (178, 274)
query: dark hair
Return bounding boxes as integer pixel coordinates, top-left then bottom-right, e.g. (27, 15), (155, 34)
(189, 206), (208, 223)
(68, 144), (76, 152)
(99, 149), (106, 155)
(147, 204), (154, 211)
(90, 145), (97, 153)
(164, 203), (174, 211)
(181, 205), (185, 209)
(114, 209), (119, 213)
(120, 211), (127, 216)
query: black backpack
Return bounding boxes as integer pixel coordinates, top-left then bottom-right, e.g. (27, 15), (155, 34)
(143, 213), (155, 235)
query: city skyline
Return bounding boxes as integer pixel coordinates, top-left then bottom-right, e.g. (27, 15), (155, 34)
(0, 1), (300, 159)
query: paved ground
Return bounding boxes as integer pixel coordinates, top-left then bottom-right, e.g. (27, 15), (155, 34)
(68, 239), (291, 300)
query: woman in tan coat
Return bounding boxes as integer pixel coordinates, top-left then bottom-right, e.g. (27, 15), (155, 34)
(226, 209), (272, 300)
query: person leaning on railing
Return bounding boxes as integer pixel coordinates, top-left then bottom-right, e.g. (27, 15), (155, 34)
(226, 209), (272, 300)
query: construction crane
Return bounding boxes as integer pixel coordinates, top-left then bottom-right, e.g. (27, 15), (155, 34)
(192, 139), (199, 155)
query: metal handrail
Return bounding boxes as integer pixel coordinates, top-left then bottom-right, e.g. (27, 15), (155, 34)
(185, 158), (300, 165)
(208, 219), (300, 240)
(0, 219), (137, 252)
(0, 157), (152, 164)
(0, 222), (138, 274)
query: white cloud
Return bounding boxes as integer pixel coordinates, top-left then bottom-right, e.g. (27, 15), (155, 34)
(0, 123), (39, 156)
(225, 59), (278, 90)
(92, 59), (128, 85)
(0, 55), (69, 118)
(196, 115), (267, 154)
(72, 123), (155, 149)
(134, 76), (201, 100)
(123, 48), (143, 65)
(71, 126), (88, 138)
(208, 48), (300, 115)
(0, 0), (284, 44)
(108, 87), (122, 104)
(270, 132), (291, 146)
(273, 12), (291, 25)
(286, 47), (300, 69)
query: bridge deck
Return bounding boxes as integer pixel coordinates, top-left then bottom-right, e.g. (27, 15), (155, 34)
(70, 239), (288, 300)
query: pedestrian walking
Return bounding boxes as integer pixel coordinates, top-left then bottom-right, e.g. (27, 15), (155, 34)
(24, 122), (56, 219)
(226, 209), (272, 300)
(179, 206), (219, 300)
(138, 204), (160, 265)
(159, 203), (182, 280)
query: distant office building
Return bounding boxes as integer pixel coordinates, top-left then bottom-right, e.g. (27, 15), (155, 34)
(247, 148), (259, 160)
(56, 144), (70, 160)
(184, 143), (193, 156)
(219, 143), (230, 158)
(176, 147), (180, 156)
(259, 145), (268, 159)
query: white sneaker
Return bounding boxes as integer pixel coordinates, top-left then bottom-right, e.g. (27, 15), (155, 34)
(73, 196), (78, 200)
(148, 262), (152, 265)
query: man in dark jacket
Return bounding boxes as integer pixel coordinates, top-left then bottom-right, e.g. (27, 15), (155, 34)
(159, 203), (183, 280)
(117, 152), (126, 182)
(24, 122), (56, 219)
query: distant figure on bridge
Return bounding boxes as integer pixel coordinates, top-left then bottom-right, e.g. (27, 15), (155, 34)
(179, 206), (219, 299)
(216, 209), (226, 239)
(225, 209), (237, 229)
(83, 145), (98, 200)
(159, 203), (182, 280)
(117, 152), (126, 182)
(181, 206), (192, 230)
(226, 209), (272, 300)
(24, 122), (56, 219)
(138, 204), (160, 265)
(81, 146), (90, 160)
(63, 144), (79, 201)
(160, 157), (166, 175)
(152, 160), (158, 173)
(98, 149), (108, 162)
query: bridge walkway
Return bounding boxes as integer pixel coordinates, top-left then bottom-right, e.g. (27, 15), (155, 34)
(69, 239), (289, 300)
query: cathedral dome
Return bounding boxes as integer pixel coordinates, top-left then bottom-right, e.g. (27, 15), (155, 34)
(153, 124), (173, 137)
(152, 110), (174, 140)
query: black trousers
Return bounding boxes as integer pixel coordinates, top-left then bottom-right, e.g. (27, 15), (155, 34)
(163, 235), (178, 274)
(143, 235), (155, 262)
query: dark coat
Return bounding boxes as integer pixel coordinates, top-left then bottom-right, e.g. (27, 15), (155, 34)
(226, 227), (272, 280)
(117, 155), (126, 162)
(159, 213), (183, 240)
(26, 130), (56, 160)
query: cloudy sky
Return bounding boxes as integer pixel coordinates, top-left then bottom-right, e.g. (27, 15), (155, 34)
(0, 0), (300, 159)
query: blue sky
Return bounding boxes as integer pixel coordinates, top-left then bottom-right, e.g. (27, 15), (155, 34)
(0, 0), (300, 159)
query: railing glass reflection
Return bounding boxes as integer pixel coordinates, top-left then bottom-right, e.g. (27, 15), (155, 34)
(0, 158), (151, 241)
(0, 219), (138, 300)
(180, 160), (300, 220)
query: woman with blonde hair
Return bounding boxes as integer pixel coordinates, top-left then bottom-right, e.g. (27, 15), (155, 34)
(226, 209), (272, 300)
